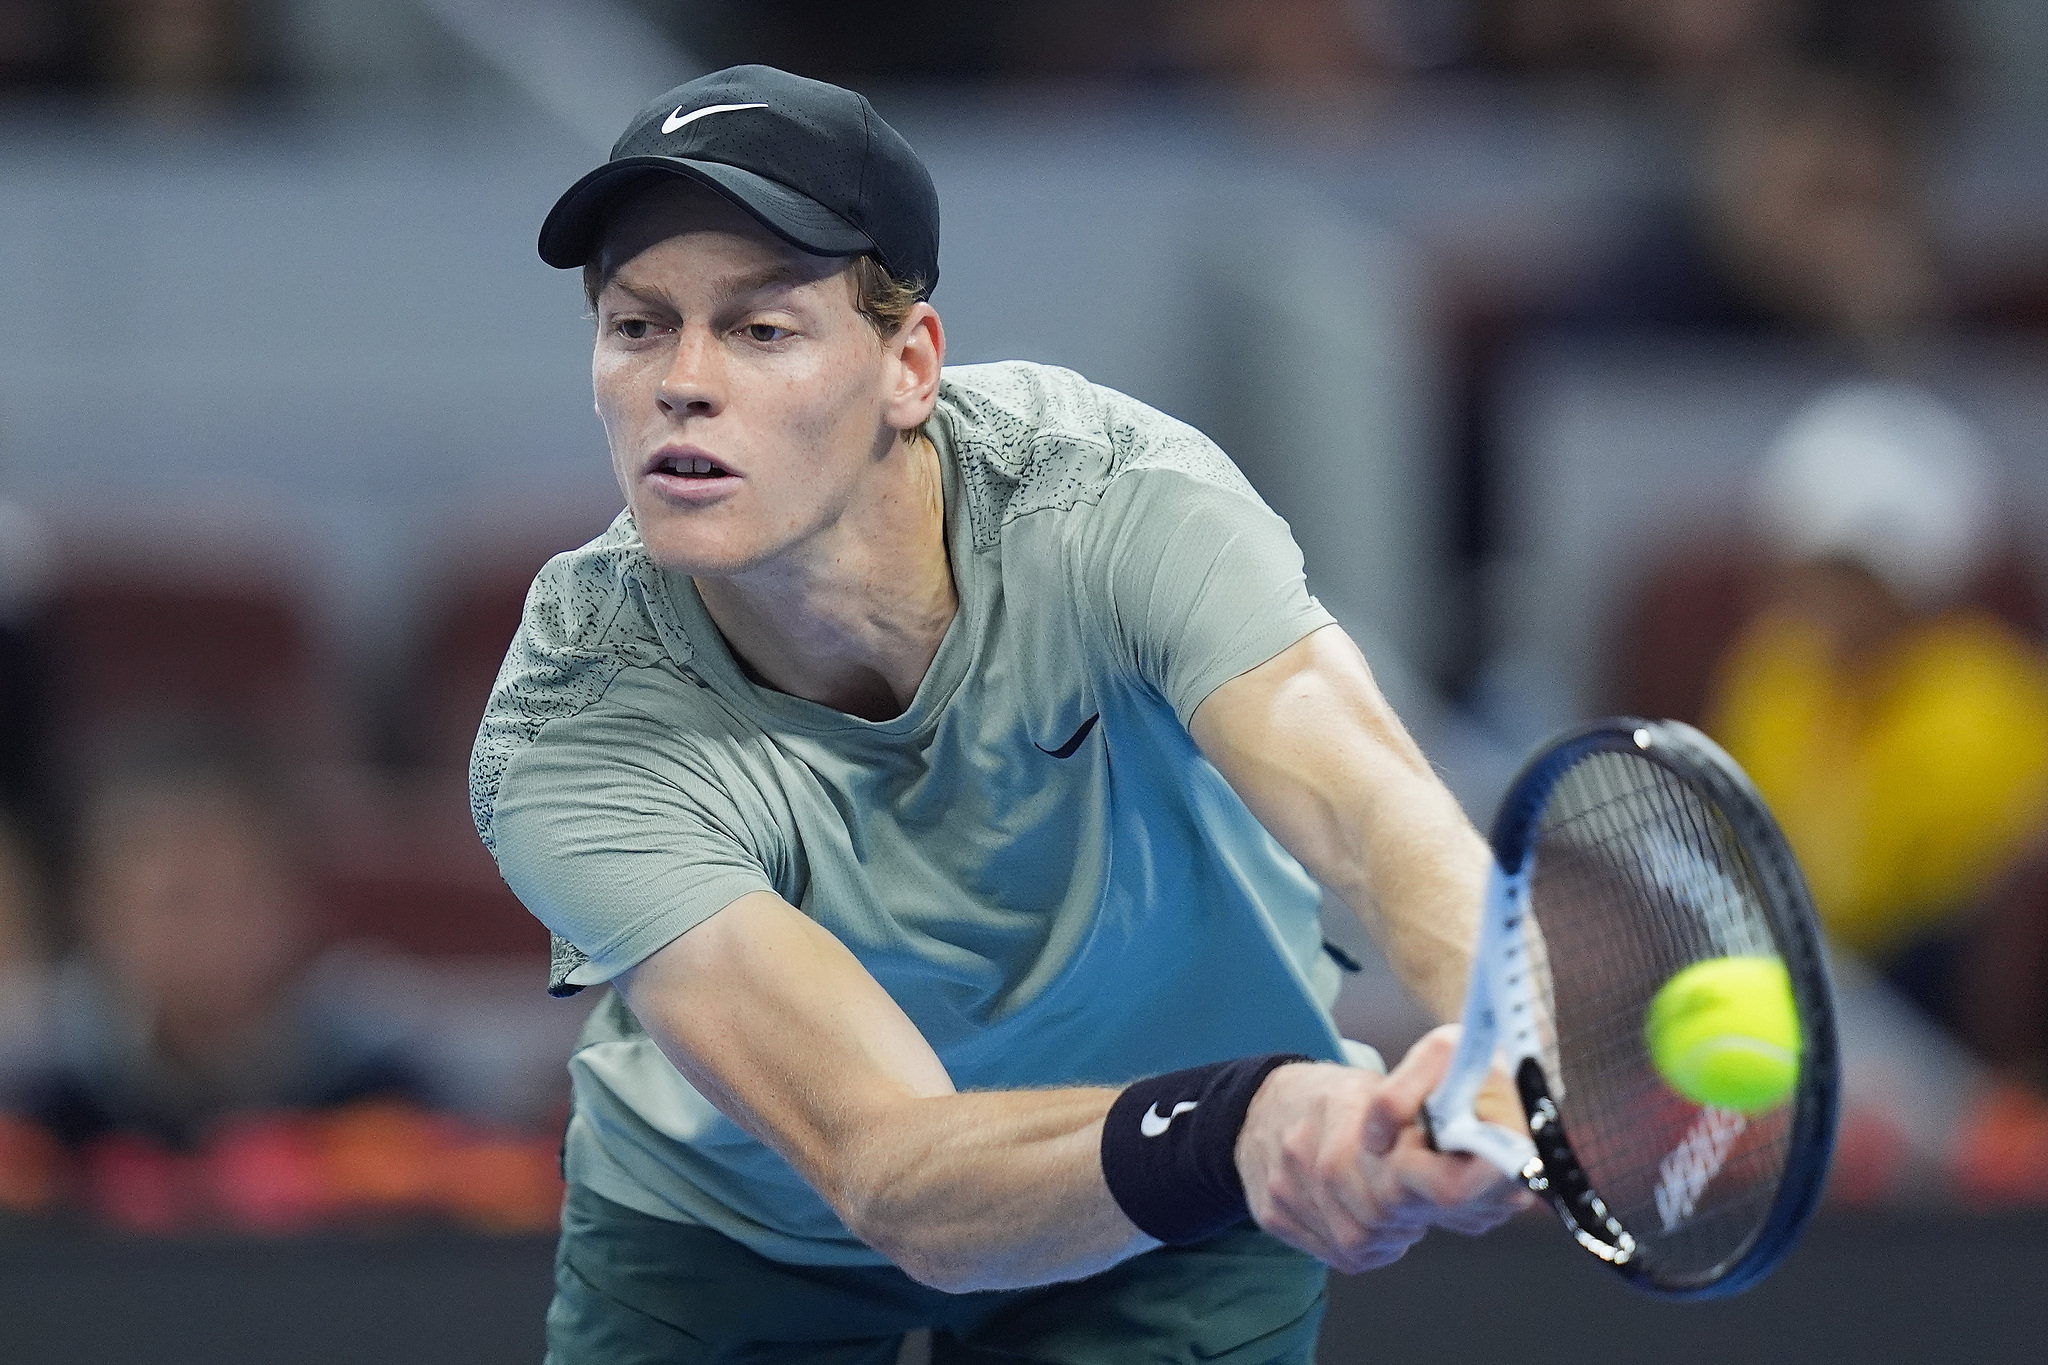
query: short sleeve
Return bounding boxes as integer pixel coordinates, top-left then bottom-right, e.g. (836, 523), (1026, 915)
(489, 676), (782, 992)
(1073, 466), (1336, 728)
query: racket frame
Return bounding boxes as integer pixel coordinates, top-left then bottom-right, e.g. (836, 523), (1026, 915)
(1422, 718), (1840, 1297)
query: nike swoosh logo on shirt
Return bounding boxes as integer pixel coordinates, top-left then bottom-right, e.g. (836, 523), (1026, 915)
(1034, 713), (1099, 759)
(662, 102), (768, 135)
(1140, 1101), (1198, 1138)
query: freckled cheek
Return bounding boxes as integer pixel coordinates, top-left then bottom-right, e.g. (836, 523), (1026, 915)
(593, 355), (665, 487)
(595, 399), (639, 493)
(591, 357), (630, 437)
(767, 355), (880, 454)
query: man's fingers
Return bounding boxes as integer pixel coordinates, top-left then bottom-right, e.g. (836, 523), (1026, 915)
(1374, 1024), (1531, 1156)
(1241, 1048), (1535, 1275)
(1330, 1123), (1511, 1246)
(1362, 1025), (1459, 1155)
(1380, 1126), (1537, 1231)
(1255, 1144), (1431, 1273)
(1384, 1128), (1488, 1200)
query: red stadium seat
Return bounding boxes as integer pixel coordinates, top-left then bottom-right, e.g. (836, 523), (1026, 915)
(401, 533), (600, 771)
(406, 568), (537, 772)
(44, 566), (351, 764)
(311, 770), (539, 959)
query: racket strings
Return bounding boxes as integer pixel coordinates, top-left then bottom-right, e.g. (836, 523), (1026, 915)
(1528, 750), (1794, 1285)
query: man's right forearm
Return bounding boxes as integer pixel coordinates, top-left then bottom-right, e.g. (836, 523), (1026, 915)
(847, 1048), (1529, 1290)
(834, 1086), (1154, 1292)
(616, 891), (1521, 1294)
(618, 892), (1154, 1292)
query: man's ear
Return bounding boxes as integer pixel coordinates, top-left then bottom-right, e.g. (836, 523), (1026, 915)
(883, 304), (945, 437)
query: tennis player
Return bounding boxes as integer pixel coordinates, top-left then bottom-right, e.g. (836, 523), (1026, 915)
(476, 64), (1527, 1364)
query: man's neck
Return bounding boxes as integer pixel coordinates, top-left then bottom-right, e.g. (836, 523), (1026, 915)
(694, 435), (957, 722)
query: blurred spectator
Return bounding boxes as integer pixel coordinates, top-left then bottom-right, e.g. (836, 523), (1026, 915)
(5, 722), (426, 1154)
(1470, 0), (1945, 91)
(0, 1), (93, 92)
(1690, 383), (2048, 1063)
(0, 499), (54, 867)
(103, 0), (274, 104)
(0, 808), (45, 986)
(1446, 56), (1956, 695)
(632, 0), (1432, 85)
(0, 808), (50, 1114)
(0, 0), (276, 103)
(0, 722), (567, 1233)
(1154, 0), (1408, 85)
(1562, 64), (1943, 358)
(1472, 0), (1793, 84)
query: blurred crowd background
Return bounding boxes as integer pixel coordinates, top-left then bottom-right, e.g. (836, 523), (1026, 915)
(3, 0), (2048, 1241)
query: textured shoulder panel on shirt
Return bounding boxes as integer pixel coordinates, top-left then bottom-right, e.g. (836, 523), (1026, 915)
(940, 361), (1257, 549)
(470, 512), (684, 999)
(1093, 383), (1259, 498)
(941, 362), (1110, 549)
(468, 510), (676, 855)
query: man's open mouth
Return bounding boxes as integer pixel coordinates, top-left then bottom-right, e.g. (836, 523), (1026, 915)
(651, 453), (735, 479)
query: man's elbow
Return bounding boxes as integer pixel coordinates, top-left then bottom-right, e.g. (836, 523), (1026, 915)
(878, 1241), (987, 1295)
(836, 1176), (988, 1293)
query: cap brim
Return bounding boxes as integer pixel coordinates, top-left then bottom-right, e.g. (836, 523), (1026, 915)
(538, 157), (875, 269)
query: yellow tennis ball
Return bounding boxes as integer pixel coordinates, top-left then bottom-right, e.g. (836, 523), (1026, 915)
(1645, 956), (1801, 1114)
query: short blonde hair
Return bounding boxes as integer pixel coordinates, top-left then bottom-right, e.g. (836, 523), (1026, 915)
(846, 254), (928, 339)
(848, 256), (934, 447)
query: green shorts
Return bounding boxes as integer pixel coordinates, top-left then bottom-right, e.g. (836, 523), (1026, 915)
(546, 1184), (1327, 1364)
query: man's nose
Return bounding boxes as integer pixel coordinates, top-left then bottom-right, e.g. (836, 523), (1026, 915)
(657, 328), (721, 417)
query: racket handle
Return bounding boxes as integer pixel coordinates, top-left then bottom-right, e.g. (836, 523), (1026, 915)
(1423, 860), (1543, 1180)
(1428, 1110), (1537, 1181)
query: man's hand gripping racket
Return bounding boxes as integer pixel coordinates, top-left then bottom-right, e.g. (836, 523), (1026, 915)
(1419, 719), (1839, 1297)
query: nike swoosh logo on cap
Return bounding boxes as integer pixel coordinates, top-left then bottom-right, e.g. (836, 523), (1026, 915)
(662, 102), (768, 135)
(1140, 1101), (1197, 1138)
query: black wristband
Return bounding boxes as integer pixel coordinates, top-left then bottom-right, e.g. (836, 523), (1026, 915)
(1100, 1054), (1312, 1245)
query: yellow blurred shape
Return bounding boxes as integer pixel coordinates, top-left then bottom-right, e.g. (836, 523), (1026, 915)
(1709, 610), (2048, 956)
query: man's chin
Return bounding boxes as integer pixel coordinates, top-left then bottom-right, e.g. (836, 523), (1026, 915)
(637, 528), (767, 580)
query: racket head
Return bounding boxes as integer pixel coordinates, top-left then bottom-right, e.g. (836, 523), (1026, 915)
(1492, 717), (1838, 1298)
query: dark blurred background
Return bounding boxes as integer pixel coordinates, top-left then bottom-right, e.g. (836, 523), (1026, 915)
(3, 2), (2047, 1361)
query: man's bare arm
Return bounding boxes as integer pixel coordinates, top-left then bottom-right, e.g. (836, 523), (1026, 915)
(617, 886), (1524, 1290)
(1189, 624), (1489, 1023)
(617, 890), (1153, 1292)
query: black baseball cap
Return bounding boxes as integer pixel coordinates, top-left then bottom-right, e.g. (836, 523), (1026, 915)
(538, 64), (940, 297)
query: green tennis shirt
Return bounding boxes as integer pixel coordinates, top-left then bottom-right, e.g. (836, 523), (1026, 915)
(473, 361), (1349, 1266)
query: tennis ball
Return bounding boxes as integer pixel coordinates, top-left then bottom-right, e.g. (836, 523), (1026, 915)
(1645, 956), (1800, 1114)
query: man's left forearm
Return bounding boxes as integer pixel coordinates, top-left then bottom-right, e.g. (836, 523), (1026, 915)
(1189, 625), (1486, 1023)
(1317, 757), (1486, 1024)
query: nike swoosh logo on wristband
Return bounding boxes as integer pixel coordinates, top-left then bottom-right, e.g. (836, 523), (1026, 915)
(1140, 1101), (1198, 1137)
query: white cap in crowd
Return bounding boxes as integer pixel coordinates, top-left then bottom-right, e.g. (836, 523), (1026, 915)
(1750, 380), (1997, 607)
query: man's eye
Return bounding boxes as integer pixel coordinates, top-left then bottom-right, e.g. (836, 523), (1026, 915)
(614, 318), (655, 340)
(744, 323), (789, 343)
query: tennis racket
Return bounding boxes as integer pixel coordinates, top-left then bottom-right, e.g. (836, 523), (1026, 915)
(1420, 718), (1838, 1297)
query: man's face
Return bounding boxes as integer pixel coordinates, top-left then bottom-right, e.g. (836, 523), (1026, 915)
(590, 180), (921, 577)
(80, 782), (308, 1053)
